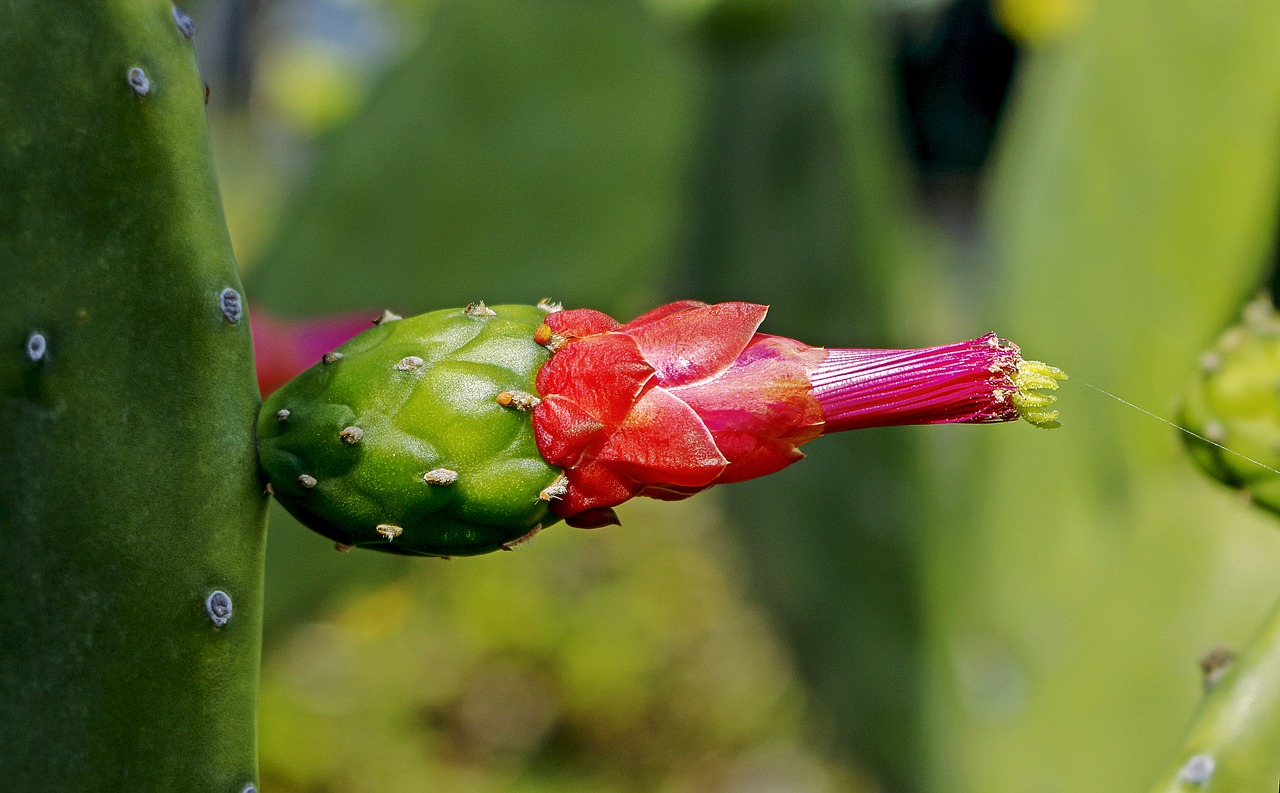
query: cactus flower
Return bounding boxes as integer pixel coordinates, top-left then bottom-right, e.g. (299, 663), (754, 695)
(532, 301), (1065, 527)
(257, 300), (1065, 556)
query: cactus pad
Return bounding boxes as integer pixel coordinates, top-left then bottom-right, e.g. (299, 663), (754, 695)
(1181, 299), (1280, 515)
(259, 304), (562, 557)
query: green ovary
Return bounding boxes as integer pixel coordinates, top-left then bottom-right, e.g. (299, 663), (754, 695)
(258, 304), (562, 557)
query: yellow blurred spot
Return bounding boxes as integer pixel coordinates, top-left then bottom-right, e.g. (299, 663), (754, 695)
(256, 41), (366, 133)
(994, 0), (1090, 45)
(336, 583), (414, 639)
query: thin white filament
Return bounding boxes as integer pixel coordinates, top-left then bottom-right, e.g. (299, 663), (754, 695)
(1082, 381), (1280, 477)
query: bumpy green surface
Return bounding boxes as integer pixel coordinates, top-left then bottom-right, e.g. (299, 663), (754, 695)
(260, 305), (561, 557)
(0, 2), (266, 791)
(1180, 300), (1280, 515)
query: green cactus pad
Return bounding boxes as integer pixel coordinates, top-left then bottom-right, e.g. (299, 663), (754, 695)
(259, 304), (562, 556)
(1181, 299), (1280, 515)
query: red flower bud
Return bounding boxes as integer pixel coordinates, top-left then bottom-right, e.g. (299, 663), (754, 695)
(250, 307), (389, 396)
(532, 301), (1064, 527)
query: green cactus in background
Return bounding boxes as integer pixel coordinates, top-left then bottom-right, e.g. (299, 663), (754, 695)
(1149, 298), (1280, 790)
(259, 304), (558, 557)
(1144, 597), (1280, 792)
(1181, 298), (1280, 514)
(0, 2), (267, 791)
(670, 3), (932, 786)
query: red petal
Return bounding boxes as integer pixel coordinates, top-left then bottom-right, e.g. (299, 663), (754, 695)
(564, 507), (622, 529)
(544, 308), (621, 338)
(532, 395), (605, 467)
(552, 458), (641, 517)
(596, 386), (727, 487)
(674, 334), (824, 441)
(638, 483), (707, 501)
(619, 300), (707, 331)
(536, 332), (653, 427)
(706, 432), (806, 483)
(623, 302), (768, 387)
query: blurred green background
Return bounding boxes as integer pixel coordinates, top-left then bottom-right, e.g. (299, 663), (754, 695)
(193, 0), (1280, 790)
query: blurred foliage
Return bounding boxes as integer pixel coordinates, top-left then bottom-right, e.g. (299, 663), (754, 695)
(245, 0), (697, 318)
(1144, 595), (1280, 792)
(200, 0), (1280, 790)
(259, 499), (869, 793)
(991, 0), (1087, 44)
(894, 0), (1015, 180)
(927, 0), (1280, 791)
(671, 2), (932, 789)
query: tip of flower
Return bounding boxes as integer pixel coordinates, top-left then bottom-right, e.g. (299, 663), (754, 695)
(1011, 358), (1068, 428)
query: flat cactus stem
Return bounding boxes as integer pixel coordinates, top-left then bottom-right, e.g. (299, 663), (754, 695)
(0, 3), (266, 792)
(1145, 596), (1280, 791)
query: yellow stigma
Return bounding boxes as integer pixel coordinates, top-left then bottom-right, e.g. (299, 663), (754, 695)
(1012, 358), (1068, 428)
